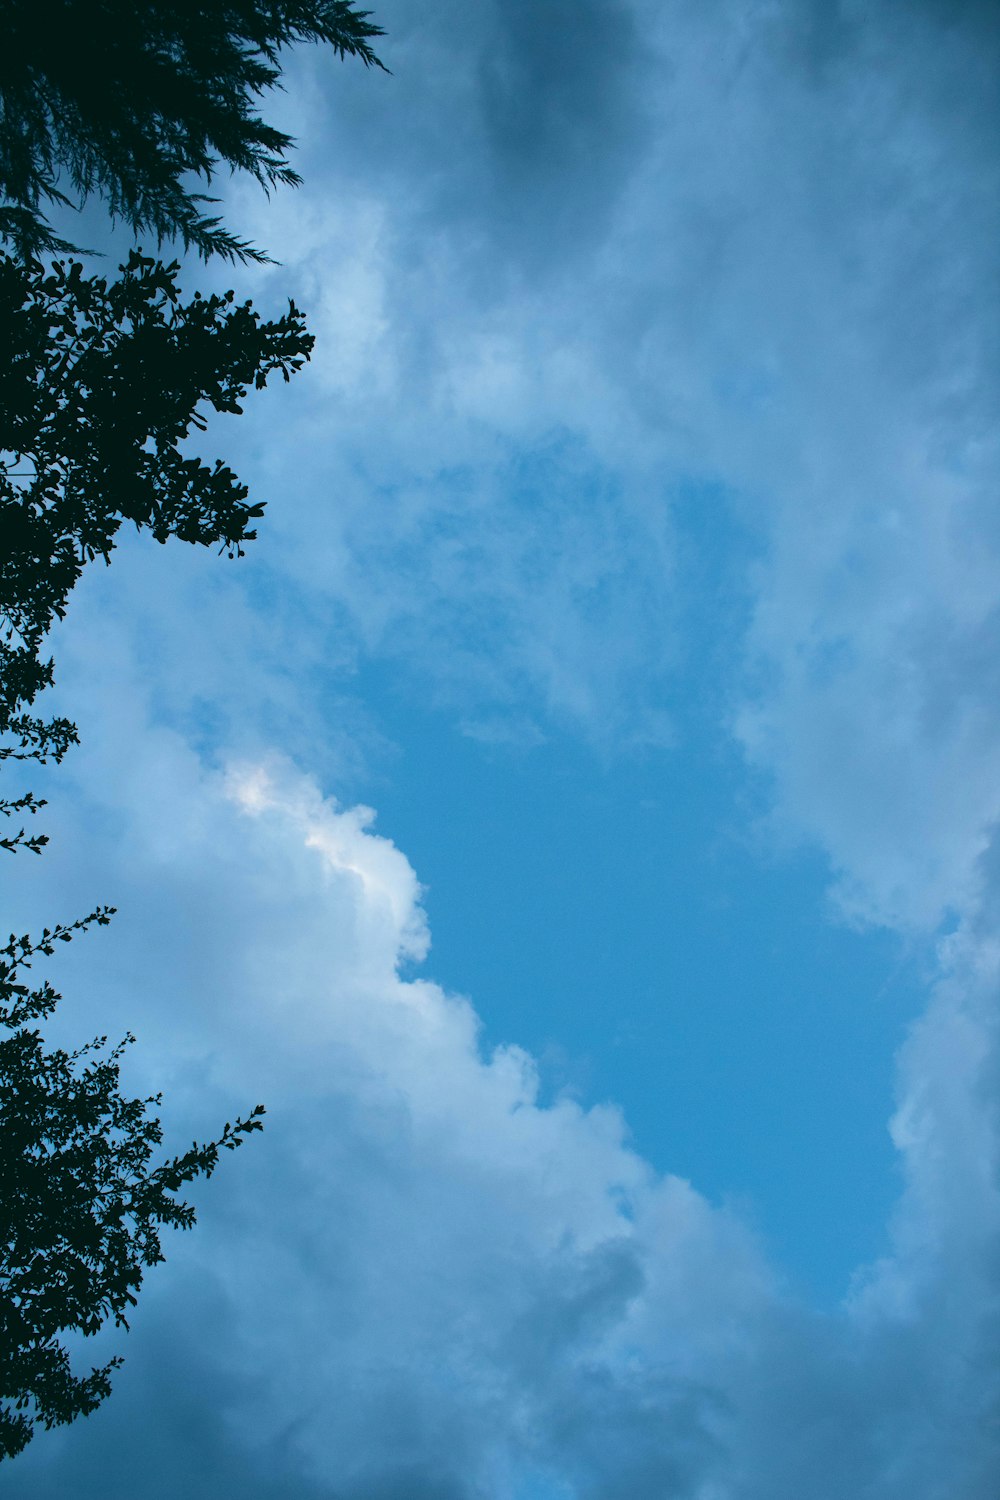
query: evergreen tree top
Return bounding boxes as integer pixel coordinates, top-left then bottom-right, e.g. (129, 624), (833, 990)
(0, 0), (387, 263)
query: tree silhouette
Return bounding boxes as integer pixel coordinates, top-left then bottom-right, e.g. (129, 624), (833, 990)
(0, 911), (265, 1460)
(0, 0), (384, 1459)
(0, 248), (310, 1455)
(0, 0), (386, 262)
(0, 246), (313, 784)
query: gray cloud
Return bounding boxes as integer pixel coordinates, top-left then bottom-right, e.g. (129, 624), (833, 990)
(184, 0), (999, 860)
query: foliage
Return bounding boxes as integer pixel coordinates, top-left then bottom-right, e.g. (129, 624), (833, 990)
(0, 0), (380, 1458)
(0, 247), (313, 769)
(0, 0), (386, 263)
(0, 248), (309, 1458)
(0, 908), (265, 1459)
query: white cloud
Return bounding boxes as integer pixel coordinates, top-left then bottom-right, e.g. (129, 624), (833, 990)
(12, 727), (1000, 1497)
(9, 731), (761, 1495)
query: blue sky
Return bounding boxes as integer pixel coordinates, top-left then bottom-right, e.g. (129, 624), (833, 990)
(7, 1), (1000, 1495)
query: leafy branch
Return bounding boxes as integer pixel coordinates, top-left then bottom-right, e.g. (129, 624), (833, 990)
(0, 911), (265, 1458)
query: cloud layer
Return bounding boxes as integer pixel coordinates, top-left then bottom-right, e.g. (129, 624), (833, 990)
(10, 735), (999, 1498)
(187, 0), (1000, 929)
(7, 0), (1000, 1494)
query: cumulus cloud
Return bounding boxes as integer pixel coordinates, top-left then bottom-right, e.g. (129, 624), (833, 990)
(9, 724), (999, 1497)
(8, 732), (755, 1496)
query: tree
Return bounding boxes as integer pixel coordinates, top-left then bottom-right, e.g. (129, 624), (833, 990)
(0, 249), (313, 749)
(0, 0), (384, 1457)
(0, 911), (265, 1460)
(0, 245), (313, 827)
(0, 248), (314, 1453)
(0, 0), (386, 263)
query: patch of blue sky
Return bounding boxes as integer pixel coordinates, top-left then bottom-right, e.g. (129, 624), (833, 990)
(349, 655), (927, 1308)
(46, 450), (930, 1307)
(313, 475), (930, 1306)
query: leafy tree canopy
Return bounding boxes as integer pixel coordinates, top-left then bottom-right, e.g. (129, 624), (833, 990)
(0, 0), (386, 263)
(0, 0), (381, 1458)
(0, 248), (313, 773)
(0, 251), (298, 1450)
(0, 908), (265, 1460)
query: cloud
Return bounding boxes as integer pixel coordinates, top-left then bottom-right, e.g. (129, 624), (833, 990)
(167, 0), (1000, 931)
(10, 726), (1000, 1497)
(8, 742), (757, 1496)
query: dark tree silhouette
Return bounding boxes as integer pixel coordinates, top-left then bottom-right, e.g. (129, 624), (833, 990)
(0, 909), (264, 1459)
(0, 248), (306, 1456)
(0, 0), (384, 1459)
(0, 0), (386, 262)
(0, 247), (313, 780)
